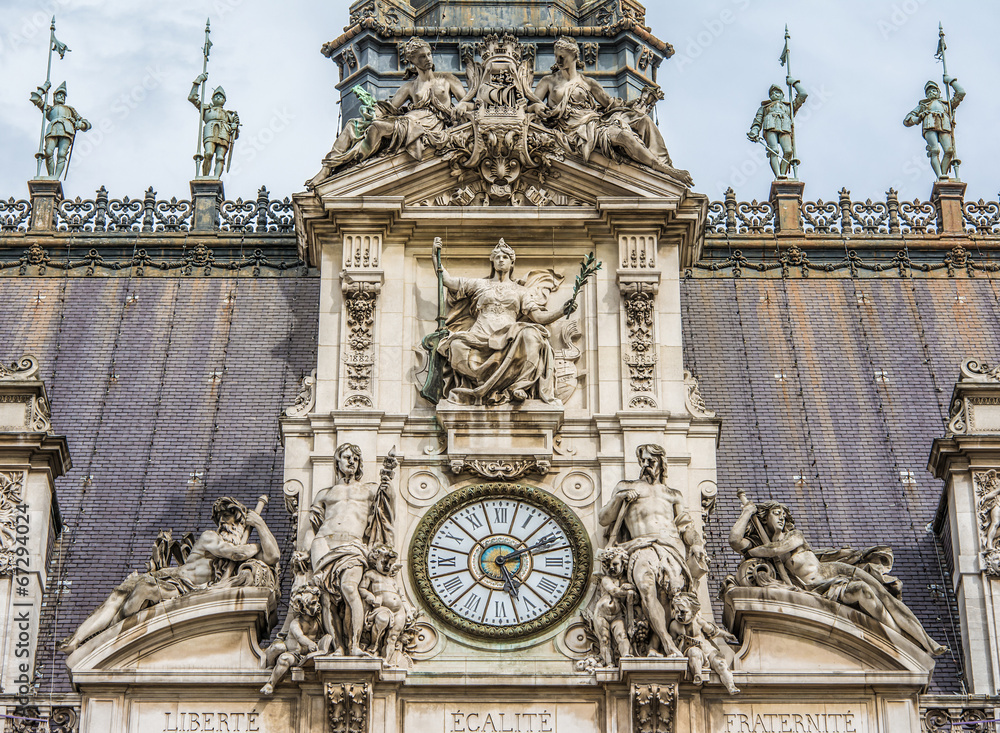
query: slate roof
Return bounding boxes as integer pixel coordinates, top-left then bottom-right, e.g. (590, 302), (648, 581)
(0, 272), (979, 694)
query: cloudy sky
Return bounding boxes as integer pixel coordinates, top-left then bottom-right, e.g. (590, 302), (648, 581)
(0, 0), (997, 205)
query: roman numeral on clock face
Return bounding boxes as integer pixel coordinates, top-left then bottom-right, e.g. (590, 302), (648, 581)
(536, 577), (560, 596)
(442, 577), (464, 594)
(434, 556), (456, 568)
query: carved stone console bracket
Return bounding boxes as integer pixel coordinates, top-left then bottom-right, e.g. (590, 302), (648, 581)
(436, 402), (563, 476)
(631, 682), (677, 733)
(326, 681), (371, 733)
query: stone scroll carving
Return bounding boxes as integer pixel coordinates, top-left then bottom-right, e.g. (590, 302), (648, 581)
(726, 491), (947, 656)
(947, 358), (1000, 435)
(309, 34), (692, 200)
(263, 444), (420, 684)
(0, 471), (25, 576)
(449, 458), (548, 479)
(284, 369), (317, 419)
(975, 470), (1000, 575)
(327, 682), (370, 733)
(684, 370), (716, 418)
(0, 354), (41, 380)
(59, 495), (280, 653)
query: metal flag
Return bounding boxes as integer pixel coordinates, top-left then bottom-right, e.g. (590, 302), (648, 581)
(934, 23), (946, 61)
(51, 35), (70, 59)
(779, 24), (790, 66)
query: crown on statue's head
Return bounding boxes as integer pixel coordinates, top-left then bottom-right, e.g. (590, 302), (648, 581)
(477, 33), (522, 63)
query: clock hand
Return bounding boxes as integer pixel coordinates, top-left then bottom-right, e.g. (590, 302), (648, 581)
(499, 563), (520, 599)
(496, 534), (558, 565)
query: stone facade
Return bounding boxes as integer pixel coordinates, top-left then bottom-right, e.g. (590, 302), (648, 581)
(2, 1), (1000, 732)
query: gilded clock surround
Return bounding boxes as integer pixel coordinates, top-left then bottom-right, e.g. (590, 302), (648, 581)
(410, 482), (592, 640)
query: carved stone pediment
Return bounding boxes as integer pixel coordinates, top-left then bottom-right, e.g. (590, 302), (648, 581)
(723, 586), (935, 678)
(305, 147), (691, 210)
(66, 588), (275, 684)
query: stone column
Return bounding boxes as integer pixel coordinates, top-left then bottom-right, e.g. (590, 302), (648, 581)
(27, 179), (63, 231)
(769, 179), (804, 233)
(931, 180), (967, 235)
(189, 179), (224, 231)
(929, 357), (1000, 694)
(0, 356), (70, 699)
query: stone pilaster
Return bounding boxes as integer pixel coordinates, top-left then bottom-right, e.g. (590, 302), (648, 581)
(769, 178), (804, 233)
(26, 179), (63, 232)
(929, 357), (1000, 694)
(0, 356), (70, 699)
(931, 179), (967, 235)
(189, 178), (224, 231)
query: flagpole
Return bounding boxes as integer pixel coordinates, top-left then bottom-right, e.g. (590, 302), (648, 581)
(937, 22), (959, 179)
(194, 18), (211, 178)
(780, 25), (798, 179)
(34, 17), (57, 178)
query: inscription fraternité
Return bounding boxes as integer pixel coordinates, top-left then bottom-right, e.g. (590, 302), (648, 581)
(724, 710), (861, 733)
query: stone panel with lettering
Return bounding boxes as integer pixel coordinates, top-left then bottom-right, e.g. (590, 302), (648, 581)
(131, 700), (295, 733)
(712, 703), (871, 733)
(403, 701), (599, 733)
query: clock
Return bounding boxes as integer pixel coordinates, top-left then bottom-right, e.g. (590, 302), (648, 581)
(410, 482), (592, 639)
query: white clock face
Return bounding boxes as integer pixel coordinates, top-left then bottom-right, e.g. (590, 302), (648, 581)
(411, 483), (591, 639)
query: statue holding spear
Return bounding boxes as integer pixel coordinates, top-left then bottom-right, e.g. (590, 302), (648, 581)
(188, 19), (240, 179)
(903, 23), (966, 180)
(746, 26), (807, 180)
(29, 17), (90, 180)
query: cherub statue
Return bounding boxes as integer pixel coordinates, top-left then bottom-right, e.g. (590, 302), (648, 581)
(668, 591), (740, 695)
(188, 74), (240, 178)
(585, 546), (636, 667)
(746, 77), (807, 179)
(903, 77), (965, 180)
(260, 583), (332, 695)
(29, 81), (91, 180)
(360, 544), (418, 667)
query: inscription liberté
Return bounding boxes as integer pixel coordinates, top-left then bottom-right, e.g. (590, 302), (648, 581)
(162, 711), (260, 732)
(725, 711), (859, 733)
(449, 710), (554, 733)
